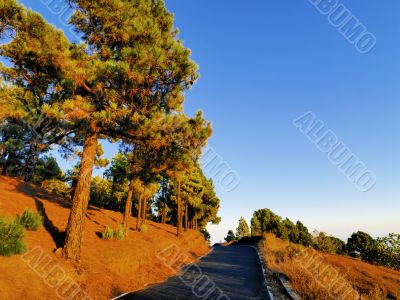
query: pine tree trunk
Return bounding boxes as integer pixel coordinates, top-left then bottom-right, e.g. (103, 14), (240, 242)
(161, 206), (166, 224)
(1, 154), (11, 175)
(177, 179), (182, 236)
(62, 130), (98, 260)
(122, 178), (135, 230)
(23, 141), (40, 182)
(184, 203), (188, 231)
(142, 198), (147, 224)
(136, 196), (142, 230)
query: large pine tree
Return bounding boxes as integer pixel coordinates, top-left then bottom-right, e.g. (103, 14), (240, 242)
(61, 0), (199, 260)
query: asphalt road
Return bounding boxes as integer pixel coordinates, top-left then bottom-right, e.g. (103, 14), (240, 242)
(118, 245), (269, 300)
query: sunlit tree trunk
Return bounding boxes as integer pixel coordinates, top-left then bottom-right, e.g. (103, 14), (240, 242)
(161, 206), (166, 224)
(62, 129), (98, 260)
(23, 139), (40, 182)
(184, 203), (188, 231)
(142, 198), (147, 224)
(136, 196), (142, 230)
(177, 179), (182, 236)
(122, 178), (134, 230)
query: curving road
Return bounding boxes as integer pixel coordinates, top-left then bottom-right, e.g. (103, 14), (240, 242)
(117, 245), (270, 300)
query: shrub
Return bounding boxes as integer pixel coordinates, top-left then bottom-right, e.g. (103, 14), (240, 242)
(0, 218), (27, 256)
(41, 179), (71, 199)
(16, 209), (43, 231)
(225, 230), (236, 242)
(101, 226), (114, 240)
(138, 224), (148, 233)
(115, 225), (125, 240)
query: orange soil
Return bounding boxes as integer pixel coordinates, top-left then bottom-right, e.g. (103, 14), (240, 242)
(0, 176), (209, 300)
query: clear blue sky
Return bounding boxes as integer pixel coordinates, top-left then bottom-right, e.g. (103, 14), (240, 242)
(19, 0), (400, 243)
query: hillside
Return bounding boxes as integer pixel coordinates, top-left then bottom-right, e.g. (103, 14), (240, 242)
(260, 233), (400, 299)
(0, 176), (209, 300)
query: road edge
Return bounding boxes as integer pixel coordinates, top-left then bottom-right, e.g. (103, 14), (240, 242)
(248, 245), (275, 300)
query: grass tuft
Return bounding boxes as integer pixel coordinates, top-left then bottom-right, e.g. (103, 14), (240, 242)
(101, 226), (114, 240)
(16, 209), (43, 231)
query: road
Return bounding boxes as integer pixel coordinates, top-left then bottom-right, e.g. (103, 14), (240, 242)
(117, 245), (270, 300)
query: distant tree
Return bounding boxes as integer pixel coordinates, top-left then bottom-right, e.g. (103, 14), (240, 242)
(33, 156), (63, 183)
(376, 233), (400, 270)
(225, 230), (236, 243)
(250, 214), (262, 236)
(41, 179), (71, 199)
(347, 231), (377, 262)
(277, 218), (298, 242)
(196, 174), (221, 230)
(328, 236), (346, 255)
(251, 209), (282, 236)
(104, 153), (130, 211)
(89, 176), (113, 208)
(236, 217), (250, 240)
(295, 221), (313, 247)
(200, 228), (211, 242)
(155, 175), (170, 224)
(313, 232), (345, 254)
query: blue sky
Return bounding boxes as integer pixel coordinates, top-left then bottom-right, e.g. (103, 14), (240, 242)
(18, 0), (400, 243)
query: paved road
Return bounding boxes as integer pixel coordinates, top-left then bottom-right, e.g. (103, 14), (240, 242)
(118, 245), (269, 300)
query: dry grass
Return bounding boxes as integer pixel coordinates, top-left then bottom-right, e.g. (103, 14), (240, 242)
(260, 233), (400, 300)
(0, 176), (209, 299)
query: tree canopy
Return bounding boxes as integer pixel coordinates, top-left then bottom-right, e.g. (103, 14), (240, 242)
(0, 0), (220, 261)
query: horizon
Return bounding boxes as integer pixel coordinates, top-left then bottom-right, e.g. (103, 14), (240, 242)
(16, 0), (400, 244)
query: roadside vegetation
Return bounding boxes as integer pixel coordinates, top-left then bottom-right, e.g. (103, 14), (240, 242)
(260, 233), (400, 299)
(249, 208), (399, 271)
(225, 209), (400, 299)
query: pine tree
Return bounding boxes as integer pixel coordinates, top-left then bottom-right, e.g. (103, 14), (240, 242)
(0, 2), (79, 181)
(104, 153), (130, 211)
(122, 112), (211, 233)
(225, 230), (236, 243)
(250, 214), (262, 236)
(236, 217), (250, 240)
(62, 0), (199, 260)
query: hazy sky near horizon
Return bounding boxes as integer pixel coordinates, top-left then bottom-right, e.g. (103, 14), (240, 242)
(18, 0), (400, 243)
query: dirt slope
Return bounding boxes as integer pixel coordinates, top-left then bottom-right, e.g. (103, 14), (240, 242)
(260, 233), (400, 299)
(0, 176), (209, 300)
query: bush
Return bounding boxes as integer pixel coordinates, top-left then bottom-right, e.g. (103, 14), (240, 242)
(16, 209), (43, 231)
(41, 179), (71, 199)
(101, 226), (114, 240)
(0, 218), (27, 256)
(138, 224), (148, 233)
(115, 225), (125, 240)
